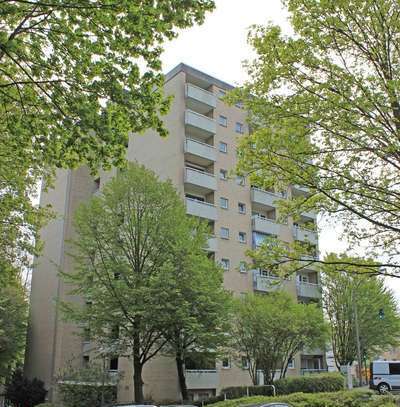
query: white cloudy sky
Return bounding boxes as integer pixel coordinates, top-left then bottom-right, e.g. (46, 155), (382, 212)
(160, 0), (400, 298)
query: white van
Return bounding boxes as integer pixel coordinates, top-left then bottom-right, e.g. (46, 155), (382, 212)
(370, 360), (400, 393)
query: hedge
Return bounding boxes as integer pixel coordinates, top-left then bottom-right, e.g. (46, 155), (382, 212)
(207, 389), (397, 407)
(222, 373), (343, 397)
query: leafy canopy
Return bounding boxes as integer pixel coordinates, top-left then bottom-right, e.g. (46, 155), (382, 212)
(231, 0), (400, 274)
(0, 0), (215, 276)
(61, 162), (220, 402)
(230, 292), (327, 385)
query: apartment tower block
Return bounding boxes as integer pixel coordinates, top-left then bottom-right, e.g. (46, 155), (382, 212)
(25, 63), (324, 403)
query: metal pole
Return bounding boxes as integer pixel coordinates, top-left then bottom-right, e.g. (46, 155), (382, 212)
(353, 286), (363, 387)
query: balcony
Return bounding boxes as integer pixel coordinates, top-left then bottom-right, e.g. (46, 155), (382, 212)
(253, 272), (284, 293)
(296, 281), (322, 299)
(185, 83), (217, 114)
(184, 167), (217, 193)
(252, 216), (281, 236)
(186, 197), (218, 221)
(206, 236), (218, 252)
(292, 184), (310, 196)
(184, 138), (216, 165)
(293, 226), (318, 245)
(302, 209), (317, 220)
(302, 348), (325, 356)
(185, 109), (216, 139)
(251, 187), (284, 210)
(185, 369), (219, 390)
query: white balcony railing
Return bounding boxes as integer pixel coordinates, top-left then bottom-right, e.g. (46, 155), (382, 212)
(184, 167), (217, 191)
(293, 226), (318, 245)
(253, 272), (284, 293)
(185, 83), (217, 110)
(185, 109), (216, 136)
(184, 138), (216, 163)
(186, 197), (218, 221)
(296, 281), (322, 299)
(206, 236), (218, 252)
(252, 215), (281, 235)
(185, 369), (219, 390)
(251, 187), (284, 209)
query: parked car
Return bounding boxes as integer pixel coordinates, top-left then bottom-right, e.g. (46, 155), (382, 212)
(370, 360), (400, 394)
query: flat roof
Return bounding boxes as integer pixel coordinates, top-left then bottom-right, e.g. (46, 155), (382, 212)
(165, 63), (235, 91)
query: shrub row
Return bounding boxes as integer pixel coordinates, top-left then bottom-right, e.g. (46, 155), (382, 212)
(194, 373), (344, 406)
(207, 389), (396, 407)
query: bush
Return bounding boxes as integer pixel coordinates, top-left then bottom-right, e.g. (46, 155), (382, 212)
(5, 369), (47, 407)
(36, 404), (57, 407)
(207, 389), (380, 407)
(219, 373), (343, 400)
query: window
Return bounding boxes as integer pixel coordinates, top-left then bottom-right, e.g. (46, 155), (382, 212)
(235, 122), (244, 134)
(288, 358), (295, 369)
(236, 175), (245, 186)
(220, 197), (229, 209)
(222, 358), (231, 369)
(109, 357), (119, 371)
(239, 262), (247, 273)
(218, 89), (226, 99)
(220, 258), (230, 270)
(238, 232), (247, 243)
(219, 169), (228, 180)
(83, 327), (91, 342)
(219, 115), (228, 127)
(241, 356), (249, 369)
(298, 274), (309, 283)
(238, 202), (246, 214)
(220, 227), (229, 239)
(389, 363), (400, 375)
(219, 141), (228, 153)
(83, 355), (90, 367)
(235, 101), (244, 109)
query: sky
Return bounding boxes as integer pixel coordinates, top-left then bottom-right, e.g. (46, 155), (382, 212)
(159, 0), (400, 298)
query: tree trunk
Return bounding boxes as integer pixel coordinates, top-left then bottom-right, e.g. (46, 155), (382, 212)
(133, 356), (144, 403)
(176, 354), (189, 402)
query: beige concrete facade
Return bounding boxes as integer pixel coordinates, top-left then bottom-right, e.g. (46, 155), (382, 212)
(25, 63), (325, 404)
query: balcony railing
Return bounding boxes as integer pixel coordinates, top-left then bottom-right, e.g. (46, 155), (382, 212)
(252, 215), (281, 235)
(184, 138), (216, 163)
(253, 272), (284, 293)
(185, 83), (217, 112)
(296, 281), (322, 299)
(251, 187), (285, 209)
(185, 109), (216, 137)
(185, 369), (219, 389)
(184, 167), (217, 192)
(293, 225), (318, 245)
(206, 235), (218, 252)
(186, 197), (218, 221)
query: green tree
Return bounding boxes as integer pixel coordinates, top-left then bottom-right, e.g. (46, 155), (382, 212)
(61, 163), (217, 402)
(160, 243), (231, 401)
(231, 292), (327, 385)
(231, 0), (400, 274)
(323, 254), (400, 370)
(0, 0), (215, 280)
(0, 270), (28, 381)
